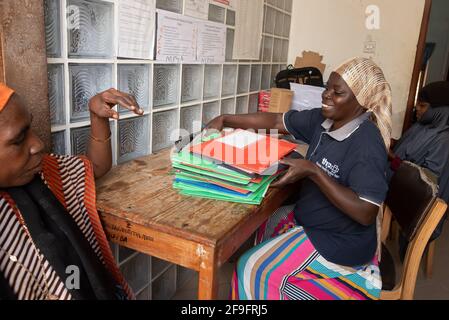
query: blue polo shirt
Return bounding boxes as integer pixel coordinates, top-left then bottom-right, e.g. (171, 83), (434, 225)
(283, 108), (388, 267)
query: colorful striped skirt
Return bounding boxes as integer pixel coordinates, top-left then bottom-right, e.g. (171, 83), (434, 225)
(231, 205), (382, 300)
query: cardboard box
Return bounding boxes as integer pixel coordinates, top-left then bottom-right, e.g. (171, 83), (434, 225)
(269, 88), (293, 113)
(294, 51), (326, 75)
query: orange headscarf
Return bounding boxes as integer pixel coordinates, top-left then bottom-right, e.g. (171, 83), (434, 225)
(0, 82), (14, 112)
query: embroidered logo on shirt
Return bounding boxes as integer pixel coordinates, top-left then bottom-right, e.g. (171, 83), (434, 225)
(317, 158), (340, 179)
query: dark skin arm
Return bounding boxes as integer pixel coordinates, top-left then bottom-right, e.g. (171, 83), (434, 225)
(270, 158), (379, 226)
(206, 113), (379, 227)
(87, 88), (144, 179)
(206, 113), (288, 134)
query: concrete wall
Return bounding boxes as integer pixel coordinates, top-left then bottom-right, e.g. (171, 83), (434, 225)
(0, 32), (4, 82)
(425, 0), (449, 84)
(288, 0), (426, 139)
(0, 0), (51, 151)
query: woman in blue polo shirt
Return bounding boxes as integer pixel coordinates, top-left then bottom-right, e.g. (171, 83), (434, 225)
(207, 57), (392, 300)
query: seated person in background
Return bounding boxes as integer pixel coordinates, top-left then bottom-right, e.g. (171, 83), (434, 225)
(390, 82), (449, 175)
(0, 83), (143, 300)
(206, 57), (392, 300)
(389, 81), (449, 250)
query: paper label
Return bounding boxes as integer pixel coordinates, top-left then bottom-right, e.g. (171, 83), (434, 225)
(216, 131), (264, 149)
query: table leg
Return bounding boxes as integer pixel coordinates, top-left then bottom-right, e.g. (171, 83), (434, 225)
(197, 245), (218, 300)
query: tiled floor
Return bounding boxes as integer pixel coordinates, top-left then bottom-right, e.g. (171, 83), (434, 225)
(172, 222), (449, 300)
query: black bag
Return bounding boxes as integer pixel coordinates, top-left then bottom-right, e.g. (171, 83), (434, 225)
(275, 65), (324, 89)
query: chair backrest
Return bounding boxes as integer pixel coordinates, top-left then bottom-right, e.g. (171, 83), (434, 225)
(385, 161), (438, 242)
(382, 161), (448, 300)
(275, 66), (324, 89)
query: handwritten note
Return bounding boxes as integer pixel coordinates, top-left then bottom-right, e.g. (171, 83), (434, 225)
(118, 0), (156, 60)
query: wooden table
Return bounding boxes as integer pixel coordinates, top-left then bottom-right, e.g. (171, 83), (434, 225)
(96, 147), (306, 300)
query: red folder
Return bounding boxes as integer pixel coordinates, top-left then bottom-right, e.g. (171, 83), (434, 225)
(190, 129), (297, 175)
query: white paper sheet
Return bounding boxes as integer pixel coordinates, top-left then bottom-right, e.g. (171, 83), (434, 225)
(118, 0), (156, 60)
(233, 0), (264, 60)
(290, 83), (325, 111)
(197, 21), (226, 64)
(184, 0), (209, 20)
(156, 10), (197, 63)
(156, 10), (226, 64)
(217, 130), (264, 149)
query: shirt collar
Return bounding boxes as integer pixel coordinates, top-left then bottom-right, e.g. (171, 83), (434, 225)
(321, 112), (371, 141)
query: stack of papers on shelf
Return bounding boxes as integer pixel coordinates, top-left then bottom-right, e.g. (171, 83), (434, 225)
(170, 129), (298, 205)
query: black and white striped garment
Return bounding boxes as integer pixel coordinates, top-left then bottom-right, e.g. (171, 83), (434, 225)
(46, 155), (103, 263)
(0, 154), (132, 300)
(0, 196), (71, 300)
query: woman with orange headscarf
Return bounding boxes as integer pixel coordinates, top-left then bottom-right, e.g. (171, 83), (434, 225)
(0, 83), (143, 300)
(207, 57), (392, 300)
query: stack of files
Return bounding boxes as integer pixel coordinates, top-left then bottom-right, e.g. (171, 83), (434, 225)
(171, 151), (281, 205)
(170, 130), (298, 205)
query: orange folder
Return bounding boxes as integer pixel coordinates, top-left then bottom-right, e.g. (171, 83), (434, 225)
(190, 129), (297, 175)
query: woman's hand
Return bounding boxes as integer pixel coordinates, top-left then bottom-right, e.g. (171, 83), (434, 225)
(271, 158), (317, 188)
(89, 88), (144, 119)
(275, 157), (378, 226)
(203, 115), (226, 139)
(205, 115), (225, 132)
(87, 88), (144, 179)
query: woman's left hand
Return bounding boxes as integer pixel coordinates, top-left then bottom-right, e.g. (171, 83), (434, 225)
(270, 158), (317, 188)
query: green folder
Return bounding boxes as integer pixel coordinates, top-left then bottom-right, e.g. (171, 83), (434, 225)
(172, 163), (252, 185)
(171, 150), (282, 204)
(174, 171), (273, 193)
(171, 152), (253, 185)
(178, 189), (264, 205)
(172, 175), (277, 205)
